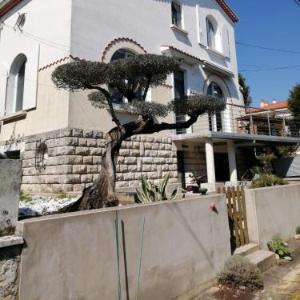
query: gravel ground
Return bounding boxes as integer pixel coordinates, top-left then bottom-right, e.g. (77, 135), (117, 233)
(19, 196), (78, 218)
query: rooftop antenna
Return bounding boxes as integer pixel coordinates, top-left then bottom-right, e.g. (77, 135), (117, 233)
(14, 13), (26, 31)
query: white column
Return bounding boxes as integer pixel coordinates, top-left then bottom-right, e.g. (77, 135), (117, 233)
(205, 140), (216, 184)
(227, 140), (238, 182)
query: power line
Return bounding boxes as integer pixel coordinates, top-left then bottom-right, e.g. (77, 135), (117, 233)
(237, 41), (300, 55)
(240, 64), (300, 73)
(2, 22), (70, 52)
(294, 0), (300, 7)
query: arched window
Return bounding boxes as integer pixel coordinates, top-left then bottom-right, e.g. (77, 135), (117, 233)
(6, 54), (27, 115)
(207, 18), (216, 50)
(207, 82), (224, 100)
(110, 48), (137, 103)
(207, 82), (224, 131)
(111, 48), (135, 62)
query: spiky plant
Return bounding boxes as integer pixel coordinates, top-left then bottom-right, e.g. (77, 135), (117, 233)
(136, 175), (179, 204)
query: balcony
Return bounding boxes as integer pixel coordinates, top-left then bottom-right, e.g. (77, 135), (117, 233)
(175, 103), (300, 144)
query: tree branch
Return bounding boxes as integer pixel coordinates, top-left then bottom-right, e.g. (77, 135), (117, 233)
(142, 77), (151, 101)
(89, 85), (121, 127)
(145, 114), (198, 133)
(115, 114), (198, 142)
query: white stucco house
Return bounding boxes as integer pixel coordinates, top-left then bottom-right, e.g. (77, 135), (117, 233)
(0, 0), (298, 194)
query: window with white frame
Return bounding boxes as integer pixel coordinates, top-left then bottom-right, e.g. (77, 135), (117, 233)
(5, 54), (27, 115)
(171, 1), (182, 28)
(110, 48), (144, 104)
(206, 18), (216, 50)
(207, 82), (224, 132)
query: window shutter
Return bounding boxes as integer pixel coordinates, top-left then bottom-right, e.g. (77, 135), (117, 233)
(22, 45), (39, 111)
(196, 5), (207, 46)
(0, 64), (7, 117)
(222, 25), (230, 58)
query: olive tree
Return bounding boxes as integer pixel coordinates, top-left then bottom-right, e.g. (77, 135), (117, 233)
(52, 54), (225, 211)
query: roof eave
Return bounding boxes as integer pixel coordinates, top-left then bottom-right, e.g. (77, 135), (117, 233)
(215, 0), (239, 23)
(0, 0), (22, 18)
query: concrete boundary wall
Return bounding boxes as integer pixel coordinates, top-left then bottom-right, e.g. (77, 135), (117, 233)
(0, 160), (22, 236)
(245, 183), (300, 249)
(17, 195), (231, 300)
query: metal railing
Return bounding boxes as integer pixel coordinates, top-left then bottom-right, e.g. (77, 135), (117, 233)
(190, 103), (300, 139)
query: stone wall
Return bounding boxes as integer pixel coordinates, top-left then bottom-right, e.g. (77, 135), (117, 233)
(0, 239), (23, 300)
(21, 128), (178, 194)
(0, 160), (22, 236)
(182, 145), (207, 185)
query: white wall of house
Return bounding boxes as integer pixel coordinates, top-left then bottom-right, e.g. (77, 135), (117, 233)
(70, 0), (240, 99)
(0, 0), (72, 117)
(0, 0), (242, 142)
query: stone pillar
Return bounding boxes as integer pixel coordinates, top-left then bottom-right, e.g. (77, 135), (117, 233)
(205, 140), (216, 185)
(227, 141), (238, 182)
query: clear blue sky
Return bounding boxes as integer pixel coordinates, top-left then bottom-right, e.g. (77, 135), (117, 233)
(226, 0), (300, 106)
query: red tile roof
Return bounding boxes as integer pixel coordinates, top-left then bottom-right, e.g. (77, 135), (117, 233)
(215, 0), (239, 23)
(247, 100), (288, 113)
(0, 0), (22, 18)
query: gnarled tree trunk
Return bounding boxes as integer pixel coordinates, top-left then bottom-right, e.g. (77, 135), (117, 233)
(59, 126), (125, 212)
(60, 115), (198, 213)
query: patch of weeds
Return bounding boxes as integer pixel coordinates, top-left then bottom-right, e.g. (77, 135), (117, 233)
(296, 226), (300, 235)
(56, 192), (69, 199)
(268, 238), (292, 259)
(251, 174), (287, 189)
(218, 255), (263, 292)
(20, 191), (32, 203)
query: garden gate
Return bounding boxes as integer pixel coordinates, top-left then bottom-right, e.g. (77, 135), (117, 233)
(218, 186), (249, 251)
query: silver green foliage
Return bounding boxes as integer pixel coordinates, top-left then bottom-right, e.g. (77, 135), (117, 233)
(218, 255), (264, 291)
(136, 175), (179, 204)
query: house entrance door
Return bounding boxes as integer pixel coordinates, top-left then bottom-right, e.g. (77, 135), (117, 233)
(214, 153), (229, 182)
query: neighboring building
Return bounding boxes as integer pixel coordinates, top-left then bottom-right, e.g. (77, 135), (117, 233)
(0, 0), (298, 194)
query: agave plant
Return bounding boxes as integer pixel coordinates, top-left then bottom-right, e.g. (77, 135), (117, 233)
(136, 175), (179, 204)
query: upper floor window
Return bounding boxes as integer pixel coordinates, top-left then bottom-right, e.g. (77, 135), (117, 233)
(171, 1), (182, 28)
(207, 82), (224, 132)
(5, 54), (27, 115)
(111, 48), (135, 61)
(174, 70), (187, 134)
(206, 18), (216, 50)
(207, 82), (224, 99)
(110, 48), (142, 104)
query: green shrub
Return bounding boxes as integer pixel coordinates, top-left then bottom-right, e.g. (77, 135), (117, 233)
(218, 256), (263, 291)
(251, 174), (288, 189)
(296, 226), (300, 235)
(20, 191), (32, 203)
(268, 238), (291, 258)
(136, 175), (179, 204)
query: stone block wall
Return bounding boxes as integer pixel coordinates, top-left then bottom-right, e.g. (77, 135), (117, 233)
(21, 128), (178, 194)
(0, 241), (23, 300)
(182, 145), (207, 185)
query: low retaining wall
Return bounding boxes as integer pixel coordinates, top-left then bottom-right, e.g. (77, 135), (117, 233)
(17, 195), (231, 300)
(245, 183), (300, 249)
(20, 128), (178, 194)
(0, 160), (22, 236)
